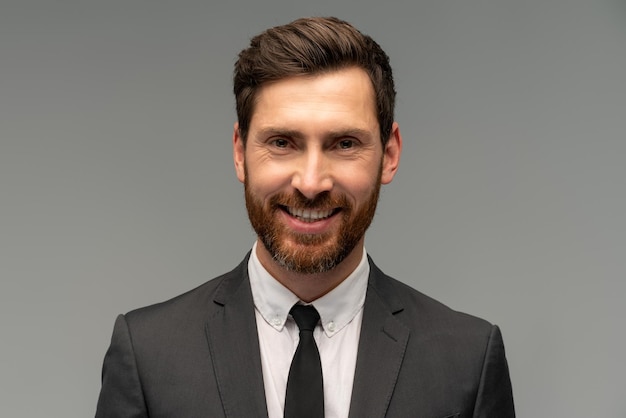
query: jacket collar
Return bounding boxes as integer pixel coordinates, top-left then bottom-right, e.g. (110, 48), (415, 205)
(205, 254), (270, 418)
(205, 254), (409, 418)
(348, 257), (410, 418)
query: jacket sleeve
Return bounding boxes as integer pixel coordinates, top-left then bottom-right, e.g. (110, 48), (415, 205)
(472, 325), (515, 418)
(95, 314), (149, 418)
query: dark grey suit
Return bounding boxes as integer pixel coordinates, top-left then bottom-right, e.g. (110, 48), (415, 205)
(96, 256), (515, 417)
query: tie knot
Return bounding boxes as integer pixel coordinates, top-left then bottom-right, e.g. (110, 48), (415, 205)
(290, 305), (320, 332)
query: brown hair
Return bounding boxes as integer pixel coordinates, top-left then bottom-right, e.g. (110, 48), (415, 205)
(233, 17), (396, 145)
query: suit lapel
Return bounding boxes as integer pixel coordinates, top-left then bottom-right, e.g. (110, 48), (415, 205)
(348, 259), (410, 418)
(205, 257), (269, 418)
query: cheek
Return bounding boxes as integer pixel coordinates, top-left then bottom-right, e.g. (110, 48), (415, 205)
(335, 165), (380, 197)
(245, 162), (291, 196)
(351, 181), (378, 203)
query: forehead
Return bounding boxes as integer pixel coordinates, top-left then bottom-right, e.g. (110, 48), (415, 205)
(249, 67), (378, 131)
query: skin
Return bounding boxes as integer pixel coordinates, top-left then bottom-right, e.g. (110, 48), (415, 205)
(233, 66), (402, 302)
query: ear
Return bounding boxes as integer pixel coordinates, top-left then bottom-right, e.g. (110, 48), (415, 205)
(233, 122), (246, 183)
(381, 122), (402, 184)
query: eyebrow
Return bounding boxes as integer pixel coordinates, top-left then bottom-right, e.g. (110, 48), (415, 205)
(256, 127), (373, 140)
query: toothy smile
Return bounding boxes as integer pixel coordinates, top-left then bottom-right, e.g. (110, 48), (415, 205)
(285, 207), (337, 223)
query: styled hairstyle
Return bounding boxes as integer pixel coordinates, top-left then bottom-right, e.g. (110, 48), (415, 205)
(233, 17), (396, 145)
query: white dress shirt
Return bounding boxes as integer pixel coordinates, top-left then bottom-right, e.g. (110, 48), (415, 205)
(248, 242), (369, 418)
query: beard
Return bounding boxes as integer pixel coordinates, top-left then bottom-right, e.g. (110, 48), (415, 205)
(244, 167), (382, 275)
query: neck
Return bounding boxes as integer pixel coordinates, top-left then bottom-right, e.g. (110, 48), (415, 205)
(255, 238), (364, 303)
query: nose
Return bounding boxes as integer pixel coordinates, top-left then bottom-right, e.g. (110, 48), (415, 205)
(291, 150), (333, 200)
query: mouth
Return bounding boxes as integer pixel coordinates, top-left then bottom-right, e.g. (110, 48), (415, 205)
(280, 206), (340, 223)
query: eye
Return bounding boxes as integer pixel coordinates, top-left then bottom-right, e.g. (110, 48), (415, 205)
(271, 138), (290, 148)
(337, 139), (355, 149)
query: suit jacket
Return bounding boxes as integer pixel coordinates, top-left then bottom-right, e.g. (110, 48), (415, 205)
(96, 255), (515, 418)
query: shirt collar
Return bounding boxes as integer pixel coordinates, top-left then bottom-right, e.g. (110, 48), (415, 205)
(248, 241), (369, 337)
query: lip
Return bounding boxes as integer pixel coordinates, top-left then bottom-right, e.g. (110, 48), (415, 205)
(278, 207), (341, 234)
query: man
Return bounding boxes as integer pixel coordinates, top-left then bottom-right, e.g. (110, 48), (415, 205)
(96, 17), (514, 418)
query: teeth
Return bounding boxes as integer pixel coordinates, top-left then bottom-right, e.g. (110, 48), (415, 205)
(287, 207), (334, 223)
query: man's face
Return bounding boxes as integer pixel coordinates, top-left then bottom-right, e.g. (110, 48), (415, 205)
(233, 67), (401, 275)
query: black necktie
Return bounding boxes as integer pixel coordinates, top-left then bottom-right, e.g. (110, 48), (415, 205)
(284, 304), (324, 418)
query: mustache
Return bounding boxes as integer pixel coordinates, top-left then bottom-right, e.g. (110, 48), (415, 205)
(269, 191), (348, 210)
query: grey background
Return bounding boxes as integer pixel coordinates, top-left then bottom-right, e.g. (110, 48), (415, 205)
(1, 0), (624, 417)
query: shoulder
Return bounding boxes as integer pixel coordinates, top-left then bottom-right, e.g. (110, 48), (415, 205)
(367, 258), (495, 338)
(123, 255), (249, 332)
(365, 259), (515, 416)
